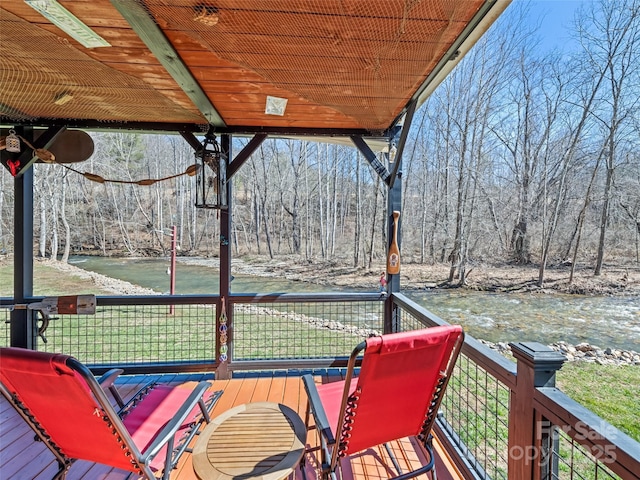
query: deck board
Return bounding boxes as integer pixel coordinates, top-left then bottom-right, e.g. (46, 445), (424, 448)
(0, 371), (463, 480)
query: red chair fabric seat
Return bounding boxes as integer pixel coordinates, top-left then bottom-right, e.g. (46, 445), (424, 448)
(303, 325), (464, 480)
(0, 347), (221, 479)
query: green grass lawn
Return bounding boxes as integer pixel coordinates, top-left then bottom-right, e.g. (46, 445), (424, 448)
(557, 361), (640, 441)
(0, 259), (116, 296)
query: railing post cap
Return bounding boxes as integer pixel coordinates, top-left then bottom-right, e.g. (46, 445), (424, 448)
(510, 341), (566, 371)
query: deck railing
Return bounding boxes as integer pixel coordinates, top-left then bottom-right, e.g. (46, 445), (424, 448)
(1, 296), (219, 373)
(392, 293), (640, 480)
(229, 293), (383, 370)
(1, 292), (639, 480)
(394, 294), (514, 479)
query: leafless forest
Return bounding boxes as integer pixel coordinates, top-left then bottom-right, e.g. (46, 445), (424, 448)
(1, 1), (639, 287)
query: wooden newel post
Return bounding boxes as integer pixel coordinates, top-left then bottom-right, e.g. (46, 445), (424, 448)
(508, 342), (566, 480)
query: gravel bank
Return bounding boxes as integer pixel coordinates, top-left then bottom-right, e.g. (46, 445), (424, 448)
(480, 339), (640, 366)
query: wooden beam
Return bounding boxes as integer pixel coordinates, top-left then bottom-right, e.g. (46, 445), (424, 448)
(228, 134), (268, 178)
(7, 119), (378, 138)
(110, 0), (225, 127)
(1, 126), (66, 177)
(350, 135), (390, 183)
(179, 131), (203, 152)
(179, 131), (266, 179)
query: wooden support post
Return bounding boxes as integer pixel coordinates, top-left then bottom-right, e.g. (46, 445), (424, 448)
(384, 126), (402, 334)
(508, 342), (566, 480)
(216, 134), (232, 380)
(168, 225), (177, 314)
(10, 126), (36, 349)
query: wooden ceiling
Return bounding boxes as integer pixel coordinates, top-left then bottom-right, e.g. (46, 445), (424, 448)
(0, 0), (510, 137)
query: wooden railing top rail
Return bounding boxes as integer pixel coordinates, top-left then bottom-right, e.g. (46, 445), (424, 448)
(534, 386), (640, 480)
(6, 292), (383, 307)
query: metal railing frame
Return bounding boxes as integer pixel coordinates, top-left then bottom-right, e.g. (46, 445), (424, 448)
(2, 291), (639, 480)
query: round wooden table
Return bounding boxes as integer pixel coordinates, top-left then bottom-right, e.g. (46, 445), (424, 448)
(193, 401), (307, 480)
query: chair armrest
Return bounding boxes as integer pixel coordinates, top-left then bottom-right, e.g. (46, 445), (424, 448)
(302, 374), (335, 445)
(142, 381), (212, 461)
(97, 368), (125, 408)
(97, 368), (124, 388)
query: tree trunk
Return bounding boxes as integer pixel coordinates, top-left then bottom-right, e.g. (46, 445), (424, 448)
(38, 193), (47, 258)
(353, 155), (361, 267)
(60, 172), (71, 263)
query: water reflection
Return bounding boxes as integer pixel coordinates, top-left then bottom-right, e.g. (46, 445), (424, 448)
(68, 256), (640, 352)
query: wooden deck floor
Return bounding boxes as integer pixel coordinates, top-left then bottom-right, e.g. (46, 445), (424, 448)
(0, 371), (463, 480)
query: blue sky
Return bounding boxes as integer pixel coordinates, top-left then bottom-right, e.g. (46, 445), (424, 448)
(522, 0), (586, 51)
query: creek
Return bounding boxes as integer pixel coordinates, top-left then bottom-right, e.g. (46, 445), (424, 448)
(69, 256), (640, 353)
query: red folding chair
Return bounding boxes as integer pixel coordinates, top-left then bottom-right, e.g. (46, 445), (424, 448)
(0, 347), (222, 480)
(302, 325), (464, 480)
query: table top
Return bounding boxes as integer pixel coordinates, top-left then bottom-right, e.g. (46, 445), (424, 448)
(192, 401), (307, 480)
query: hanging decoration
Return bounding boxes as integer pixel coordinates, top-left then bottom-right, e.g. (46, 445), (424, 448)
(1, 130), (198, 184)
(1, 130), (56, 177)
(195, 129), (227, 209)
(61, 162), (199, 185)
(4, 130), (21, 153)
(218, 297), (229, 363)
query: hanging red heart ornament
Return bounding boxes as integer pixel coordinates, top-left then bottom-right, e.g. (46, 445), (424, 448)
(7, 159), (21, 176)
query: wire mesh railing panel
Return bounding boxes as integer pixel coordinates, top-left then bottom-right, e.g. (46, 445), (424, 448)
(549, 427), (623, 480)
(397, 306), (429, 331)
(442, 354), (510, 479)
(232, 301), (383, 360)
(40, 303), (216, 366)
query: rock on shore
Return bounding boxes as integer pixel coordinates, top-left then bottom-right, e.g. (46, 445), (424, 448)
(480, 339), (640, 366)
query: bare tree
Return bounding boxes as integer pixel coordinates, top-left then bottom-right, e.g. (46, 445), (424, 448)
(277, 140), (307, 255)
(353, 153), (361, 267)
(250, 145), (274, 258)
(575, 0), (640, 275)
(59, 170), (72, 263)
(443, 30), (505, 284)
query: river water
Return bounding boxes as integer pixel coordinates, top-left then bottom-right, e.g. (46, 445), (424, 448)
(69, 256), (640, 353)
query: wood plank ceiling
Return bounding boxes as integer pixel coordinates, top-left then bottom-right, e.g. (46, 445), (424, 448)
(0, 0), (510, 135)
